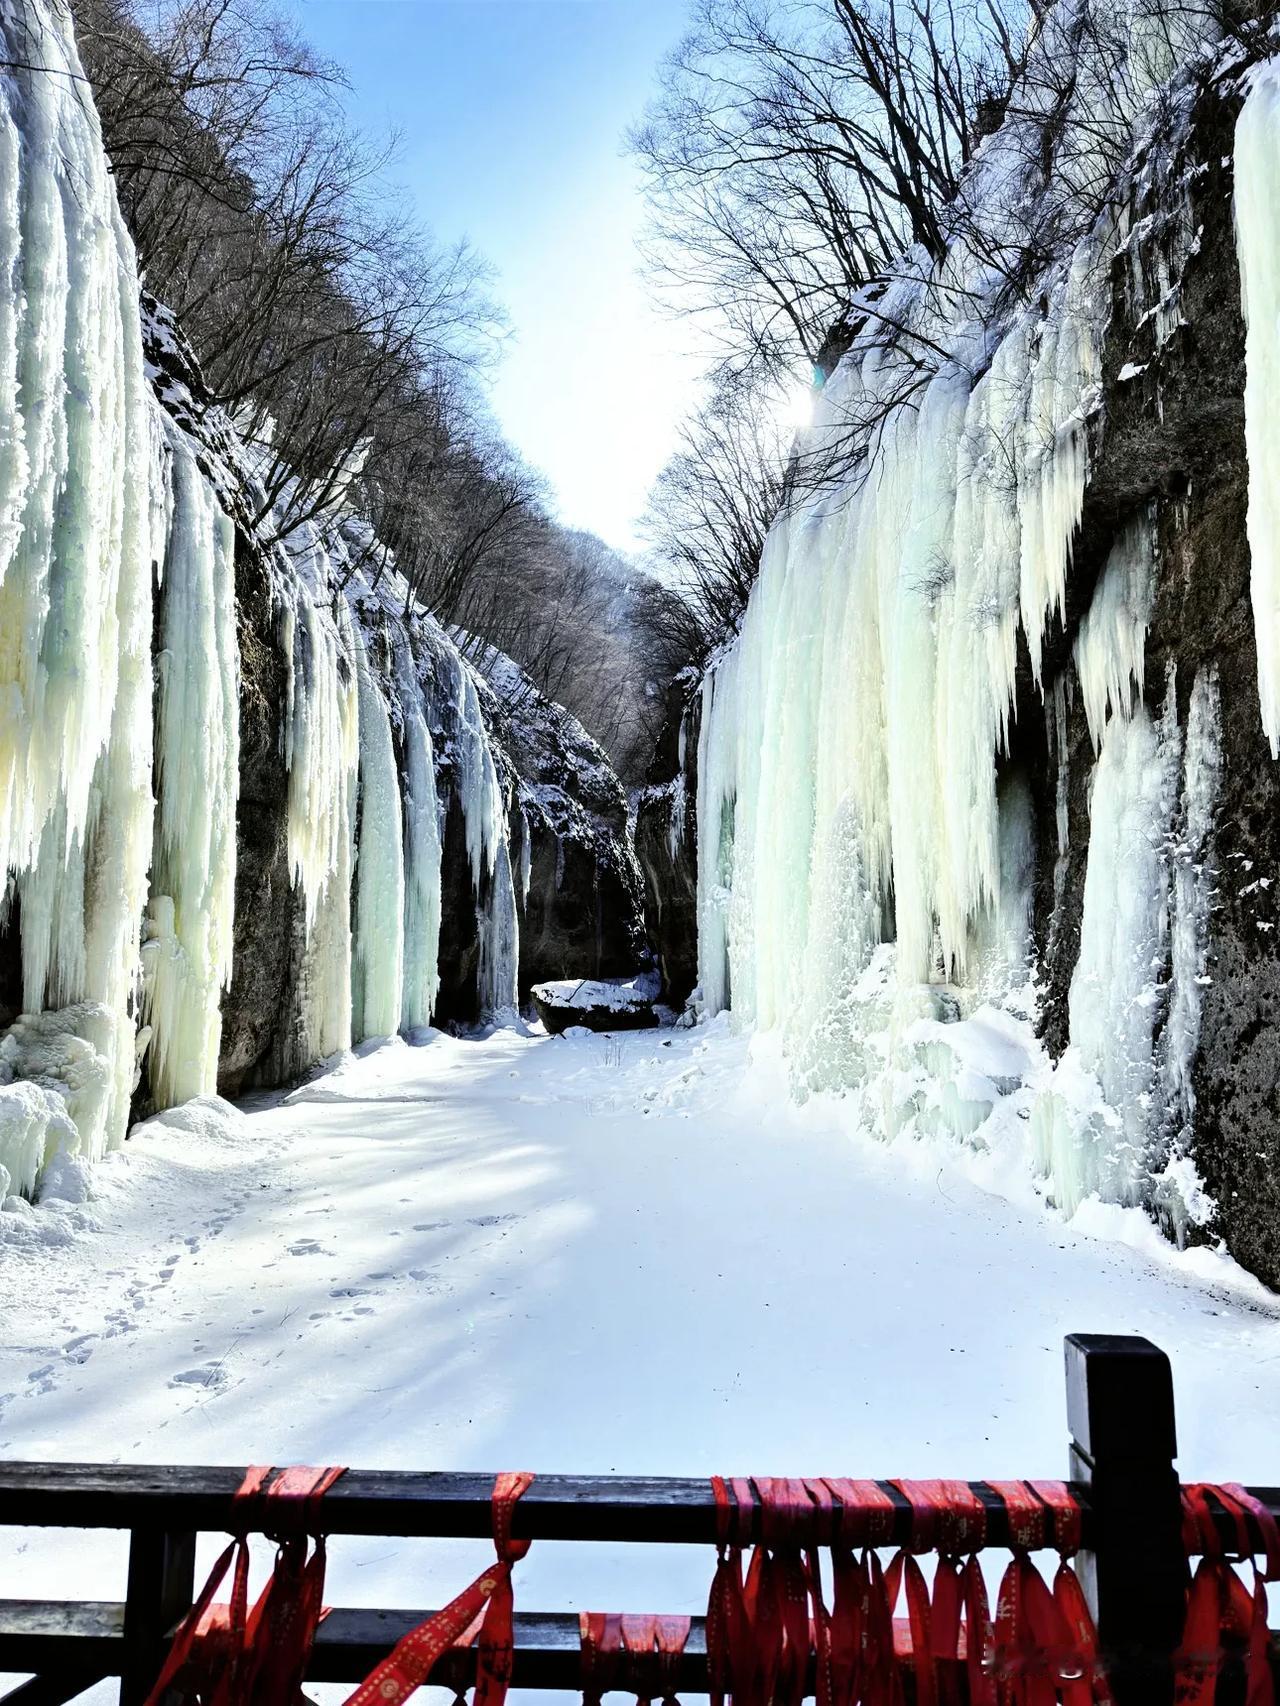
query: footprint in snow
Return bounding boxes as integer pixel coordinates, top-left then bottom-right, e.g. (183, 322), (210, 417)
(467, 1214), (520, 1228)
(169, 1364), (228, 1392)
(286, 1239), (326, 1256)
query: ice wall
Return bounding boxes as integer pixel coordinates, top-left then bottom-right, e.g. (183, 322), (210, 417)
(697, 246), (1109, 1042)
(695, 0), (1235, 1226)
(0, 0), (588, 1188)
(274, 530), (521, 1059)
(0, 0), (157, 1181)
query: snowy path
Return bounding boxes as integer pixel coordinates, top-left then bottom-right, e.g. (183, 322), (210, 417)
(2, 1022), (1279, 1696)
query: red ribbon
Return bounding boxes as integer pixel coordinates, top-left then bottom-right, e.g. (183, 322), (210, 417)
(344, 1471), (534, 1706)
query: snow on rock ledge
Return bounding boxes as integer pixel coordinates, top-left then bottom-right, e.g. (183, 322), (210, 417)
(532, 974), (659, 1036)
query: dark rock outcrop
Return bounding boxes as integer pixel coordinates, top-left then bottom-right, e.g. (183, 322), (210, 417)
(532, 976), (659, 1035)
(216, 530), (299, 1094)
(476, 650), (646, 997)
(633, 679), (700, 1006)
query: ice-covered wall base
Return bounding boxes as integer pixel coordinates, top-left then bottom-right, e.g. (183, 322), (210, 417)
(695, 19), (1280, 1285)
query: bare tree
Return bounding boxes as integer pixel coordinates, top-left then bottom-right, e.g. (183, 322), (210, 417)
(75, 0), (504, 536)
(630, 0), (1037, 381)
(641, 370), (791, 660)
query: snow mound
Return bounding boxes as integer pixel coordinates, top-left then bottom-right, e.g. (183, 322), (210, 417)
(130, 1095), (248, 1145)
(37, 1147), (96, 1206)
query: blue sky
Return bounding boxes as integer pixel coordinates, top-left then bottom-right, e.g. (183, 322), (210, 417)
(288, 0), (704, 552)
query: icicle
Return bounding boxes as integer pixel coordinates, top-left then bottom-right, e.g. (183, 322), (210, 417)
(1073, 514), (1155, 750)
(1155, 665), (1222, 1239)
(478, 839), (519, 1016)
(281, 566), (359, 1068)
(518, 806), (532, 906)
(1235, 62), (1280, 757)
(396, 629), (443, 1033)
(447, 658), (520, 1015)
(351, 623), (405, 1043)
(141, 416), (239, 1108)
(1054, 680), (1182, 1212)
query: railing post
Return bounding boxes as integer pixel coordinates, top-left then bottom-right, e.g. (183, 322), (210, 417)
(119, 1527), (197, 1706)
(1065, 1333), (1186, 1706)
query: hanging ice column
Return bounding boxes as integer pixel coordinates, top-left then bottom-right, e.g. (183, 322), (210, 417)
(142, 418), (240, 1108)
(0, 0), (156, 1188)
(395, 628), (443, 1032)
(452, 663), (519, 1015)
(280, 555), (359, 1072)
(352, 622), (405, 1043)
(1235, 60), (1280, 757)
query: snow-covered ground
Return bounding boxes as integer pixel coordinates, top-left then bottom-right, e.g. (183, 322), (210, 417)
(2, 1020), (1279, 1700)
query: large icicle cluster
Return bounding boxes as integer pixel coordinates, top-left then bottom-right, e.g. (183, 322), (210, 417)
(696, 0), (1230, 1222)
(696, 237), (1110, 1043)
(0, 0), (158, 1189)
(274, 518), (522, 1065)
(0, 0), (250, 1192)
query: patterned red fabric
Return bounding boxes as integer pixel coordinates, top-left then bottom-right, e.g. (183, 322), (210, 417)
(344, 1471), (534, 1706)
(705, 1476), (1102, 1706)
(1176, 1485), (1278, 1706)
(581, 1611), (625, 1706)
(142, 1464), (345, 1706)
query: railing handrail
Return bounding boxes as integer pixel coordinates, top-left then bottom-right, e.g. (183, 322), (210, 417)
(0, 1461), (1275, 1554)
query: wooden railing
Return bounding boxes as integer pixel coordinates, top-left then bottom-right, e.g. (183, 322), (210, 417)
(0, 1333), (1273, 1706)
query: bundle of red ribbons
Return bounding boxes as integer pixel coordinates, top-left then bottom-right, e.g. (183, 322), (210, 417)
(142, 1467), (533, 1706)
(1177, 1483), (1280, 1706)
(142, 1464), (347, 1706)
(705, 1477), (1108, 1706)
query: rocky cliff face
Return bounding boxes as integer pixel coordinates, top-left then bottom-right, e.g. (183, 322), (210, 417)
(1016, 76), (1280, 1284)
(141, 304), (645, 1104)
(474, 650), (646, 995)
(633, 680), (700, 1007)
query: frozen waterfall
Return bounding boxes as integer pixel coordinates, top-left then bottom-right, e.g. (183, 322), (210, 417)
(142, 418), (240, 1110)
(0, 0), (156, 1183)
(352, 622), (406, 1044)
(694, 0), (1234, 1227)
